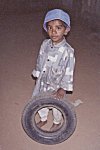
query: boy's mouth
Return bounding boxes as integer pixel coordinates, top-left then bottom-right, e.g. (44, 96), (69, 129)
(51, 36), (58, 39)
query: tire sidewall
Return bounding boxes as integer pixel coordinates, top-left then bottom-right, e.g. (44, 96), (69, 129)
(22, 97), (77, 145)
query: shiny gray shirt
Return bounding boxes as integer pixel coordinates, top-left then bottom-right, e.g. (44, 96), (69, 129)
(32, 38), (75, 96)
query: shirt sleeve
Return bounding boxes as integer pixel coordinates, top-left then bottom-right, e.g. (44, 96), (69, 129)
(60, 50), (75, 91)
(32, 40), (47, 78)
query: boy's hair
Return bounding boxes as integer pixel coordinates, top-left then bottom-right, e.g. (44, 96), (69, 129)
(43, 9), (70, 32)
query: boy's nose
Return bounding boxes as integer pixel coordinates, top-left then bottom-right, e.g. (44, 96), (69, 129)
(52, 28), (57, 34)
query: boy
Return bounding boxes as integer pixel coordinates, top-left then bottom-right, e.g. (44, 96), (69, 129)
(32, 9), (75, 131)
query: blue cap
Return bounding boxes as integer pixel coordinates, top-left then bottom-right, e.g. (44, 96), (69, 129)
(43, 9), (70, 32)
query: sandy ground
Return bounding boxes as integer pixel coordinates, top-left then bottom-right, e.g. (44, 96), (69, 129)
(0, 11), (100, 150)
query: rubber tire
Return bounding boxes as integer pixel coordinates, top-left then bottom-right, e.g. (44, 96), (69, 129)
(21, 97), (77, 145)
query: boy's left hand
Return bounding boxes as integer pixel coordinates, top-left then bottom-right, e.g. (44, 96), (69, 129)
(53, 88), (66, 100)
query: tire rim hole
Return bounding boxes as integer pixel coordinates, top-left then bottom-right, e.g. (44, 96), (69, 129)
(32, 106), (68, 132)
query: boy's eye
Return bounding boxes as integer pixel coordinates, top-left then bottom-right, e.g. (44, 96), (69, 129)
(56, 26), (62, 30)
(47, 26), (52, 30)
(47, 25), (63, 31)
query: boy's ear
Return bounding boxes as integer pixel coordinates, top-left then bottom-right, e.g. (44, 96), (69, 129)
(64, 27), (70, 35)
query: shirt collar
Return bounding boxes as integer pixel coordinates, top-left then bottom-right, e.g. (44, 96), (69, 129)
(49, 38), (66, 48)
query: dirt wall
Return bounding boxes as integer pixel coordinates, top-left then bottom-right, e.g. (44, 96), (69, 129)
(72, 0), (100, 31)
(0, 0), (99, 31)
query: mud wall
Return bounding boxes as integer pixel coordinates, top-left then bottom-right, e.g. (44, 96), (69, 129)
(0, 0), (63, 14)
(0, 0), (99, 30)
(62, 0), (100, 31)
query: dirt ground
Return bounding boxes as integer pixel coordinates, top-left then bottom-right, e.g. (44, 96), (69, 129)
(0, 11), (100, 150)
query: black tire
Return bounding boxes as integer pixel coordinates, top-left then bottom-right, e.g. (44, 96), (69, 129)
(21, 96), (77, 145)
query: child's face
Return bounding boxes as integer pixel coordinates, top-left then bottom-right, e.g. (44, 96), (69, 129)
(47, 19), (70, 44)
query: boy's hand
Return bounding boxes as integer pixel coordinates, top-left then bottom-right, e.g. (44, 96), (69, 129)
(53, 88), (66, 100)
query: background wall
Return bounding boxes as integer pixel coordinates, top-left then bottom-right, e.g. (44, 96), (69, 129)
(0, 0), (63, 14)
(71, 0), (100, 31)
(0, 0), (100, 30)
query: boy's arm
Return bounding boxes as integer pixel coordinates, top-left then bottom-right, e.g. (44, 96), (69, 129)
(53, 50), (75, 99)
(32, 41), (46, 78)
(60, 50), (75, 92)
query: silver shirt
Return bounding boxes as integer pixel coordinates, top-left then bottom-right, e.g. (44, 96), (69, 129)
(32, 38), (75, 96)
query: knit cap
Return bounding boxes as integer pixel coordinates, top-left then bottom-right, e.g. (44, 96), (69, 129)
(43, 9), (70, 31)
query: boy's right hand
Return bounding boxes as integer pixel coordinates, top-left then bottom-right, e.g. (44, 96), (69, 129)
(52, 88), (66, 100)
